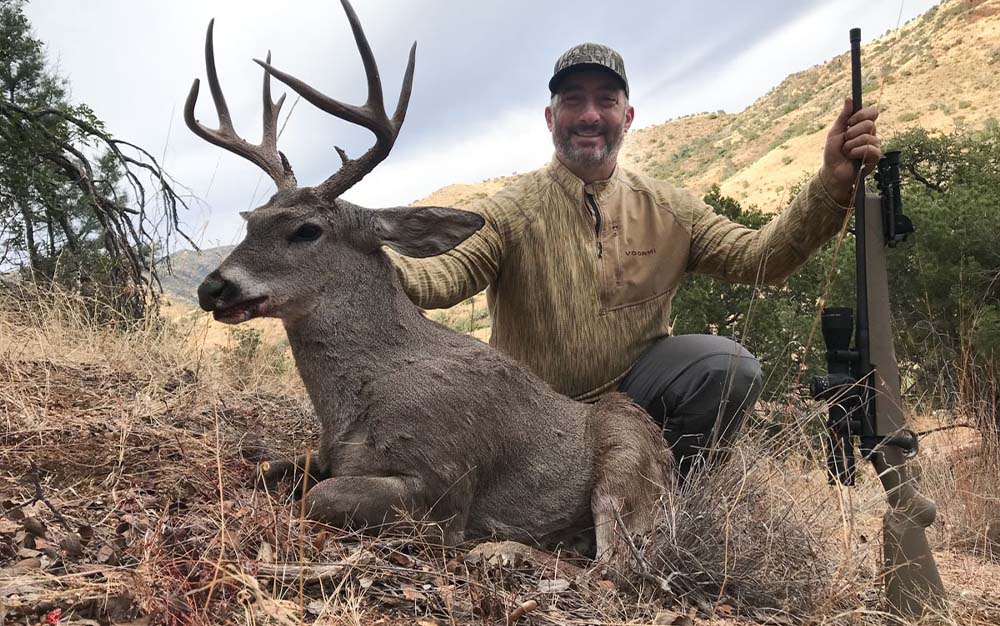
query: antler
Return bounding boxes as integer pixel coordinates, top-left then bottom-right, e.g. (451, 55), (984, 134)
(253, 0), (416, 200)
(184, 20), (297, 191)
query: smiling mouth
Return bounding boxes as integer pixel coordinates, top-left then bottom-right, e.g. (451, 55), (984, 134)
(213, 296), (269, 324)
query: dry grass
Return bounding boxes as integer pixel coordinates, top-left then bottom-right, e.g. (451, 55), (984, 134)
(1, 288), (999, 625)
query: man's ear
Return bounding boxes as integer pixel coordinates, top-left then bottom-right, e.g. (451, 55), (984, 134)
(373, 206), (485, 258)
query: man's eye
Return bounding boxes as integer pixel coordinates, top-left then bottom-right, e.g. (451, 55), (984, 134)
(289, 223), (322, 242)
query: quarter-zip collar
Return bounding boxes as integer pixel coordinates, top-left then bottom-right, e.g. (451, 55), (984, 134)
(545, 155), (622, 204)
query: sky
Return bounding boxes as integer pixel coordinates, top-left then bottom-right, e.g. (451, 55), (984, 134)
(23, 0), (939, 251)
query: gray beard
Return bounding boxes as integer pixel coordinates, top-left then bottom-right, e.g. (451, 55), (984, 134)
(552, 118), (626, 172)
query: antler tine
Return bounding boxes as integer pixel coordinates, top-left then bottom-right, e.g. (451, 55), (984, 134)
(261, 50), (287, 156)
(184, 20), (297, 191)
(391, 43), (417, 131)
(203, 20), (233, 131)
(340, 0), (385, 117)
(253, 0), (417, 200)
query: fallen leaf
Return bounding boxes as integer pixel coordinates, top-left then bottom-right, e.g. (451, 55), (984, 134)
(0, 518), (20, 534)
(401, 584), (426, 602)
(16, 547), (41, 559)
(23, 517), (47, 537)
(256, 541), (274, 562)
(97, 543), (119, 565)
(538, 578), (571, 593)
(715, 603), (735, 616)
(55, 532), (81, 559)
(305, 599), (326, 616)
(77, 524), (94, 545)
(653, 609), (694, 625)
(1, 557), (41, 576)
(313, 530), (327, 551)
(2, 500), (23, 521)
(508, 599), (539, 624)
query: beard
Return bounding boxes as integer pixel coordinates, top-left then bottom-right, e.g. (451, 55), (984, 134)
(551, 115), (627, 172)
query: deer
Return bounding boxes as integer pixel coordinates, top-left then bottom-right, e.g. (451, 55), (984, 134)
(189, 0), (674, 576)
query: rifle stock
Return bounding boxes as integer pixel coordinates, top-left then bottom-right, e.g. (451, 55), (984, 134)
(863, 191), (945, 616)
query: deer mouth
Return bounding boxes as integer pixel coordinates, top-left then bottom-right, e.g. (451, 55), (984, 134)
(213, 296), (269, 324)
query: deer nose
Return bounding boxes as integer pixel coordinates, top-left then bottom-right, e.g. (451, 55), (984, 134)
(197, 270), (236, 311)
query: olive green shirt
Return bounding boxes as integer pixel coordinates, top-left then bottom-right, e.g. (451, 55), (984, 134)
(389, 156), (849, 401)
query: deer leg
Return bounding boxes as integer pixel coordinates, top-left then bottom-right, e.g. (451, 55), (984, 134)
(303, 476), (467, 544)
(590, 444), (667, 581)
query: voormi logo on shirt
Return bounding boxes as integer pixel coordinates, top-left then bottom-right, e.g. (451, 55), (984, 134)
(625, 248), (656, 257)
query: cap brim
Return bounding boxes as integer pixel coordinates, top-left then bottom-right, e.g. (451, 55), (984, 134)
(548, 64), (628, 97)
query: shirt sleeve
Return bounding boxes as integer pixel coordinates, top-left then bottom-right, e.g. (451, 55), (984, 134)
(385, 197), (505, 310)
(686, 174), (850, 285)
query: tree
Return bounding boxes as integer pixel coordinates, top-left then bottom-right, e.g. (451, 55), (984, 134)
(887, 124), (1000, 435)
(671, 185), (853, 401)
(0, 0), (191, 320)
(670, 125), (1000, 437)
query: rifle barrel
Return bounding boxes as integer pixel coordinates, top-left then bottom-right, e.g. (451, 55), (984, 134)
(850, 28), (873, 434)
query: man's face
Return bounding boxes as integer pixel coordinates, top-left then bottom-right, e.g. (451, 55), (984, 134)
(545, 69), (634, 173)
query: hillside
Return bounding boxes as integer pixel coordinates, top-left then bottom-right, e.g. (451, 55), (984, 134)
(408, 0), (1000, 213)
(157, 246), (233, 306)
(619, 0), (1000, 210)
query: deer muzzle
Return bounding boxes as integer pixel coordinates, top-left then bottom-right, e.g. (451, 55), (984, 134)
(197, 270), (268, 324)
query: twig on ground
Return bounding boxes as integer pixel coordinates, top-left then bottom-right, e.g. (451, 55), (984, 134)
(612, 506), (677, 598)
(26, 461), (73, 531)
(917, 423), (977, 437)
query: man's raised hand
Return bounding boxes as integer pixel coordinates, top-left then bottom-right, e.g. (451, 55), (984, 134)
(819, 97), (882, 205)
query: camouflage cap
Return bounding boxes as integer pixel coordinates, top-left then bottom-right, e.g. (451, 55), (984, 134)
(548, 42), (628, 98)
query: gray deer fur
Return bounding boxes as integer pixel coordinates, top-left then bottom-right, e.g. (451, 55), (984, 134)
(190, 0), (675, 574)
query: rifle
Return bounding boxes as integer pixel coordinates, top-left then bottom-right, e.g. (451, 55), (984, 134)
(808, 28), (946, 618)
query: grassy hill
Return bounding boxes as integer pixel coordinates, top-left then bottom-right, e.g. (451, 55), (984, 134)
(618, 0), (1000, 210)
(416, 0), (1000, 214)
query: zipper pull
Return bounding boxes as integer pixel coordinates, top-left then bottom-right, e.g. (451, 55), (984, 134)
(585, 192), (604, 258)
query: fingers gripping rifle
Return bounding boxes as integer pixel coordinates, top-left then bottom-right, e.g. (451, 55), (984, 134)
(809, 28), (946, 618)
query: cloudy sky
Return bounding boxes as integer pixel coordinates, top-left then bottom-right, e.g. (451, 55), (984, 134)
(24, 0), (937, 251)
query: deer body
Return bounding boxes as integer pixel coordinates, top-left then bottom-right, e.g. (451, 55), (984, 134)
(189, 1), (673, 569)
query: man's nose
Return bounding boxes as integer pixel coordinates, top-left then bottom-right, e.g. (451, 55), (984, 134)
(577, 101), (601, 124)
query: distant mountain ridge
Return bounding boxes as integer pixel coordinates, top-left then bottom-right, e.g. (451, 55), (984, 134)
(158, 246), (232, 305)
(160, 0), (999, 304)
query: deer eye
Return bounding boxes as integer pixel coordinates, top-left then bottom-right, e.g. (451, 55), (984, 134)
(289, 223), (322, 242)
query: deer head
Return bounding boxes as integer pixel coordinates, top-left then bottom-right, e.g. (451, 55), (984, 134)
(191, 0), (483, 324)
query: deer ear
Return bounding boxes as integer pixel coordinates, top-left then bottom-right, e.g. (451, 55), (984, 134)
(374, 206), (485, 258)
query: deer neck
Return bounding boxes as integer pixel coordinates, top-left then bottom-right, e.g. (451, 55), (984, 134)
(282, 254), (429, 419)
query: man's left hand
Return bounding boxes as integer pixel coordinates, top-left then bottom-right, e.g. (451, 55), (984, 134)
(819, 97), (881, 206)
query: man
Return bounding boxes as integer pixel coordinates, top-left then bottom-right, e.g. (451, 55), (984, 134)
(389, 43), (881, 478)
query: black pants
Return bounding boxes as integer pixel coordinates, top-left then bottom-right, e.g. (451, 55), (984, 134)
(618, 334), (763, 479)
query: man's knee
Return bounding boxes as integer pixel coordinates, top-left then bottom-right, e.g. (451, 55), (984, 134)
(676, 340), (762, 445)
(697, 348), (763, 409)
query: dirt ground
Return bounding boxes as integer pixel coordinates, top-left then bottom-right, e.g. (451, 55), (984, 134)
(1, 306), (998, 626)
